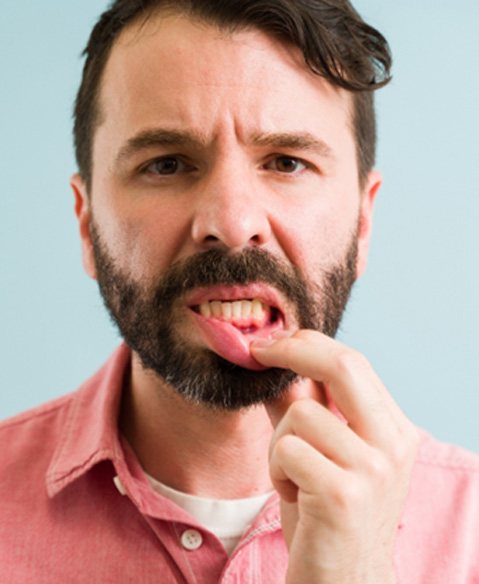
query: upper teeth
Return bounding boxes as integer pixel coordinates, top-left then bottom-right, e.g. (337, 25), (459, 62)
(199, 299), (267, 321)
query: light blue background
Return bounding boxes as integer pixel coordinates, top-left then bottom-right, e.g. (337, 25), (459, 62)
(1, 1), (478, 450)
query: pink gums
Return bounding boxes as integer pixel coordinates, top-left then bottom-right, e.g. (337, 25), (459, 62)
(191, 309), (284, 370)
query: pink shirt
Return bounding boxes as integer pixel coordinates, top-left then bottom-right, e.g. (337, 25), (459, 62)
(1, 344), (479, 583)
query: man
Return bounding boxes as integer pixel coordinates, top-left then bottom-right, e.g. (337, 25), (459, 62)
(1, 1), (478, 582)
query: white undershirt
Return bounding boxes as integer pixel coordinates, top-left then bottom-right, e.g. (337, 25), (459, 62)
(147, 475), (273, 555)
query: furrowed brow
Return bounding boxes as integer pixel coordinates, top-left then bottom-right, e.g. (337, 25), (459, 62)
(115, 128), (207, 166)
(251, 132), (334, 159)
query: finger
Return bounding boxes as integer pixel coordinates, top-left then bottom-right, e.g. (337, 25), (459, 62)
(252, 330), (408, 445)
(270, 433), (345, 506)
(265, 378), (325, 428)
(269, 397), (367, 470)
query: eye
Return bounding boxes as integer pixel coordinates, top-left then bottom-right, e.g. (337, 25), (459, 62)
(266, 156), (307, 174)
(143, 156), (191, 176)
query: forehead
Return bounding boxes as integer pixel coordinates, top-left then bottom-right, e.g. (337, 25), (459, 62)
(95, 11), (355, 160)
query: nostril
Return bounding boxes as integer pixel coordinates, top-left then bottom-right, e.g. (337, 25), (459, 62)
(202, 234), (262, 246)
(191, 203), (271, 250)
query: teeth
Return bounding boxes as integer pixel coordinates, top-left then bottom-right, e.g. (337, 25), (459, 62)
(211, 301), (222, 318)
(222, 302), (232, 319)
(199, 303), (211, 318)
(232, 301), (242, 319)
(252, 299), (264, 320)
(198, 298), (268, 322)
(241, 300), (252, 318)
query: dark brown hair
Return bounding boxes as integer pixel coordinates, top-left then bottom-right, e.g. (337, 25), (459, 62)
(74, 0), (392, 191)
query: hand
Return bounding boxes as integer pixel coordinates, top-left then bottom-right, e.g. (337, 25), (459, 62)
(251, 330), (419, 584)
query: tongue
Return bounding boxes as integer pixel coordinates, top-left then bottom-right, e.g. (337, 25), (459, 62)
(195, 315), (281, 370)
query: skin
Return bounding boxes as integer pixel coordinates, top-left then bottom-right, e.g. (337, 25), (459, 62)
(71, 12), (419, 583)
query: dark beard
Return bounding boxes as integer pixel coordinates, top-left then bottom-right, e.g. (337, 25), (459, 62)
(90, 220), (358, 410)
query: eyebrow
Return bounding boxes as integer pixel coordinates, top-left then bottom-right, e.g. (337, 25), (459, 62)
(115, 127), (335, 166)
(251, 131), (334, 159)
(115, 129), (208, 166)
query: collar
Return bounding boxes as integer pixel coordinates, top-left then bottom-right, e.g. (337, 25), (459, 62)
(44, 344), (281, 530)
(42, 344), (414, 538)
(46, 344), (131, 497)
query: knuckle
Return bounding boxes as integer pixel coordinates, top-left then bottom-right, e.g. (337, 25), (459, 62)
(389, 427), (420, 467)
(294, 329), (317, 343)
(330, 477), (363, 513)
(274, 434), (298, 459)
(334, 349), (370, 377)
(364, 452), (390, 482)
(389, 442), (410, 467)
(287, 397), (315, 421)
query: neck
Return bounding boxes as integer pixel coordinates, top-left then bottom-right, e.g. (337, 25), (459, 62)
(119, 354), (276, 499)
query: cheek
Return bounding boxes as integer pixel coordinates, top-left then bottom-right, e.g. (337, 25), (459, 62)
(95, 205), (189, 281)
(275, 188), (360, 273)
(123, 221), (186, 279)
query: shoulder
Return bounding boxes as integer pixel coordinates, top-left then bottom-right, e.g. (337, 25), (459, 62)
(415, 429), (479, 474)
(1, 392), (73, 432)
(0, 392), (76, 441)
(0, 393), (77, 480)
(0, 345), (130, 500)
(396, 431), (479, 580)
(0, 344), (129, 461)
(405, 429), (479, 525)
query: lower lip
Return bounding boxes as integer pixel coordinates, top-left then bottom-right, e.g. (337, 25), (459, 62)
(189, 309), (285, 370)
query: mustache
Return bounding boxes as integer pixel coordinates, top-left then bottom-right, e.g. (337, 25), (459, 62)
(150, 247), (311, 306)
(91, 216), (357, 343)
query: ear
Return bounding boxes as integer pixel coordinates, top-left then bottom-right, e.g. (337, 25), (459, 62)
(71, 173), (97, 280)
(356, 170), (382, 278)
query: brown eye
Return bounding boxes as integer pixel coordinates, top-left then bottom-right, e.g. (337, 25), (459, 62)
(268, 156), (306, 174)
(149, 157), (180, 175)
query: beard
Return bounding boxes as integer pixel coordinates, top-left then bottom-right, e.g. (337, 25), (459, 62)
(90, 220), (358, 411)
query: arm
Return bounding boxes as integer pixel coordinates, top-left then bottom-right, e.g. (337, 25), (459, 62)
(251, 330), (419, 584)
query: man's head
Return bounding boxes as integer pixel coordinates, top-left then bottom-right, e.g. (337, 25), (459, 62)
(71, 0), (389, 409)
(74, 0), (391, 192)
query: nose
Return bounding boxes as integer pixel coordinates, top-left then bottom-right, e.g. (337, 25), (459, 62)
(190, 160), (272, 251)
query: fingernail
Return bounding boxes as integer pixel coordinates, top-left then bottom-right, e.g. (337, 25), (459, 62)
(251, 330), (295, 350)
(250, 338), (275, 350)
(272, 329), (296, 340)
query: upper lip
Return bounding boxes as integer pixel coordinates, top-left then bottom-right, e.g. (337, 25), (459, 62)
(184, 284), (290, 324)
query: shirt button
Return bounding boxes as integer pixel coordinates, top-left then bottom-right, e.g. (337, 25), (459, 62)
(181, 529), (203, 551)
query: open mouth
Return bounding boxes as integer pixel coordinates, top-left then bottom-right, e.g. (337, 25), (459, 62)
(185, 287), (289, 371)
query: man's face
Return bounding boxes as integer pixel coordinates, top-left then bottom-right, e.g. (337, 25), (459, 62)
(73, 13), (380, 409)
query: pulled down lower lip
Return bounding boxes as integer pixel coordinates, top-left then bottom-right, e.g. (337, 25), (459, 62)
(188, 307), (285, 370)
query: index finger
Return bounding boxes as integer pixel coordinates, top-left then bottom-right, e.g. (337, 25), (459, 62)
(251, 330), (407, 443)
